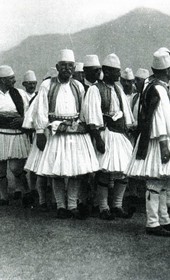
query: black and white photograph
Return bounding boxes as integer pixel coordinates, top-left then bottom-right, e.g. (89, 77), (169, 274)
(0, 0), (170, 279)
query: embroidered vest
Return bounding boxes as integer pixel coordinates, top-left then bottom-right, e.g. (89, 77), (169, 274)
(48, 77), (82, 116)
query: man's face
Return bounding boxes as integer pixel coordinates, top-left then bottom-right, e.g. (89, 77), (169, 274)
(120, 77), (134, 95)
(102, 66), (121, 84)
(22, 81), (37, 94)
(72, 71), (85, 83)
(84, 67), (101, 83)
(57, 61), (75, 81)
(3, 75), (16, 89)
(135, 77), (145, 93)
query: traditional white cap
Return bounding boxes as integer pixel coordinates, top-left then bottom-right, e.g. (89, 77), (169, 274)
(157, 47), (170, 54)
(84, 55), (101, 68)
(75, 62), (84, 72)
(58, 49), (75, 62)
(152, 50), (170, 70)
(135, 68), (149, 79)
(121, 68), (134, 80)
(0, 65), (14, 77)
(102, 53), (121, 69)
(23, 70), (37, 82)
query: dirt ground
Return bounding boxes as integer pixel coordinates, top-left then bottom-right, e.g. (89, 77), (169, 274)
(0, 199), (170, 280)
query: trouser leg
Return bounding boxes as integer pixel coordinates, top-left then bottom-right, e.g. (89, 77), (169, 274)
(9, 159), (30, 194)
(0, 161), (8, 200)
(29, 171), (37, 191)
(96, 171), (109, 212)
(146, 180), (163, 228)
(52, 177), (66, 209)
(111, 179), (127, 208)
(78, 175), (88, 205)
(159, 180), (170, 225)
(67, 177), (80, 210)
(36, 175), (47, 205)
(97, 185), (109, 211)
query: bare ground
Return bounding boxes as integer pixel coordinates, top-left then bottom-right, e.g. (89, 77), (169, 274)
(0, 200), (170, 280)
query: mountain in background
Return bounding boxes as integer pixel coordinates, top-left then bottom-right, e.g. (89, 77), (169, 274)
(0, 7), (170, 87)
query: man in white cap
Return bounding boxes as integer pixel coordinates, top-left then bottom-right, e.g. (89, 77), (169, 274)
(82, 55), (101, 91)
(77, 54), (102, 218)
(72, 62), (84, 84)
(120, 67), (136, 108)
(24, 49), (99, 218)
(127, 68), (150, 210)
(22, 70), (38, 105)
(127, 50), (170, 236)
(83, 53), (135, 220)
(0, 65), (32, 206)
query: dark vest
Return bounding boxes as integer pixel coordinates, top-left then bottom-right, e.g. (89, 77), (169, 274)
(48, 77), (82, 121)
(95, 81), (126, 133)
(136, 78), (168, 160)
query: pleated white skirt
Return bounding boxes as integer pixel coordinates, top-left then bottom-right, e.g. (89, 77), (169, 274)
(0, 129), (30, 160)
(97, 128), (133, 175)
(126, 135), (170, 179)
(26, 133), (99, 177)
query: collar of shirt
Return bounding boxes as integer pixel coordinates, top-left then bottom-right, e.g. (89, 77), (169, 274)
(84, 78), (97, 87)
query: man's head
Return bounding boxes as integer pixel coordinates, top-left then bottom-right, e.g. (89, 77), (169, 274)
(0, 65), (16, 91)
(102, 53), (121, 85)
(135, 68), (149, 93)
(151, 50), (170, 82)
(22, 70), (37, 94)
(72, 62), (84, 83)
(120, 68), (135, 95)
(83, 55), (101, 83)
(56, 49), (75, 83)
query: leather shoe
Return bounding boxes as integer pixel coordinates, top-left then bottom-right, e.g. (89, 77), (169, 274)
(56, 208), (68, 219)
(161, 224), (170, 232)
(111, 207), (134, 219)
(100, 209), (115, 220)
(0, 199), (9, 206)
(146, 226), (170, 237)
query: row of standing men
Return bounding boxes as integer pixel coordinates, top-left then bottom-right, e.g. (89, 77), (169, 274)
(0, 47), (170, 236)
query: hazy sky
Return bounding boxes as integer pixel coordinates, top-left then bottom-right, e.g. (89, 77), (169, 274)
(0, 0), (170, 51)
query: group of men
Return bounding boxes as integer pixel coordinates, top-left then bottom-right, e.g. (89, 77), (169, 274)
(1, 47), (170, 237)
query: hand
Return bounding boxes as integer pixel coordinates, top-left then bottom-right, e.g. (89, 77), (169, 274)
(10, 117), (23, 129)
(36, 133), (47, 151)
(58, 123), (67, 132)
(159, 140), (170, 164)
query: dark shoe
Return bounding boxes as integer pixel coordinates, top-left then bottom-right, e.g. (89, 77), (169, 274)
(56, 208), (68, 219)
(39, 203), (49, 212)
(30, 189), (39, 198)
(77, 203), (89, 219)
(100, 209), (115, 220)
(67, 208), (82, 219)
(146, 226), (170, 237)
(51, 202), (57, 210)
(111, 207), (134, 219)
(13, 191), (22, 200)
(161, 224), (170, 232)
(22, 192), (35, 208)
(0, 199), (9, 206)
(90, 205), (100, 218)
